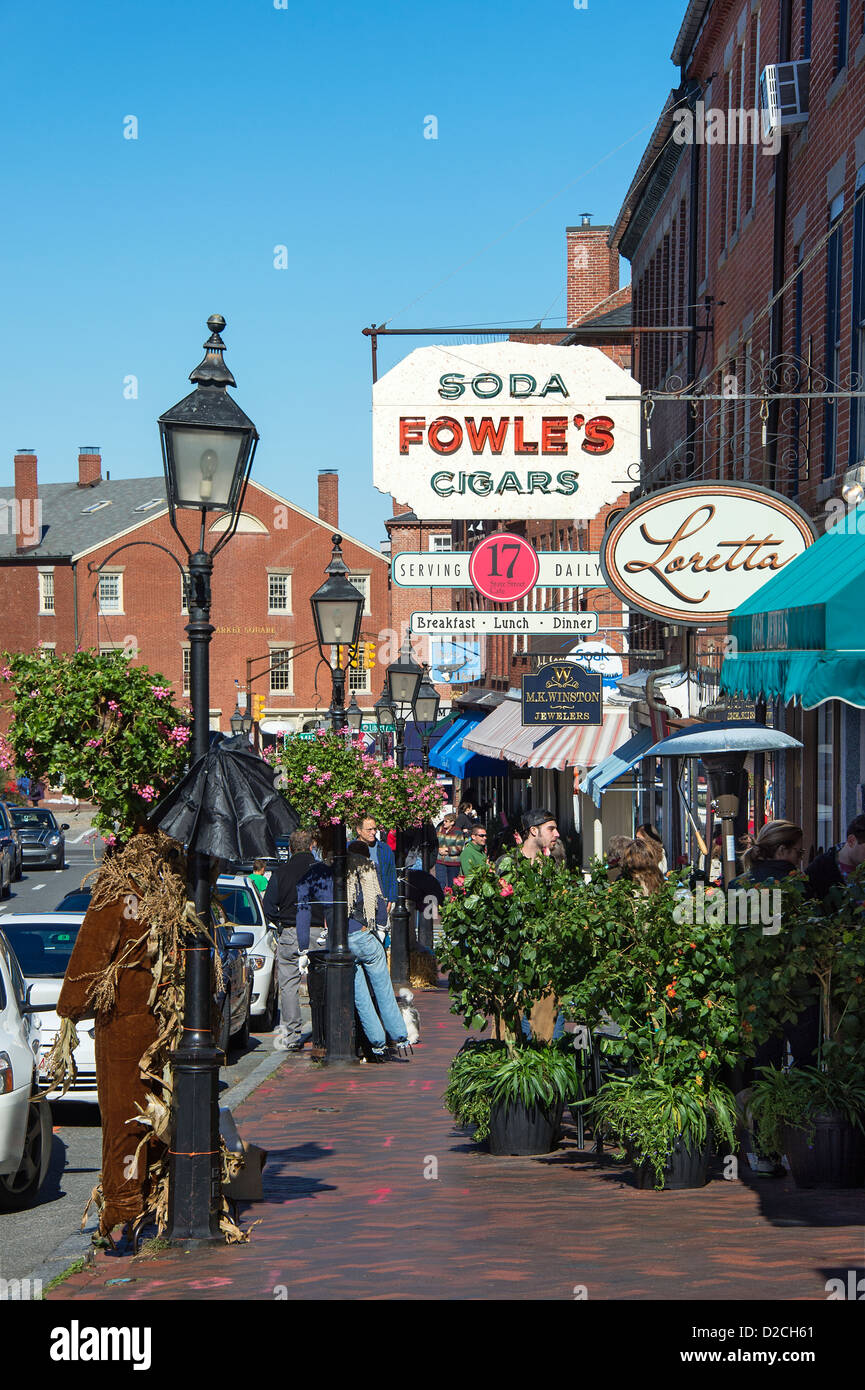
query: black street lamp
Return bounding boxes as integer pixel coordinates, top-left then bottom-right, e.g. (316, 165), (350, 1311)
(345, 694), (364, 732)
(158, 314), (258, 1245)
(385, 641), (423, 985)
(230, 704), (253, 737)
(412, 665), (441, 904)
(310, 535), (365, 1064)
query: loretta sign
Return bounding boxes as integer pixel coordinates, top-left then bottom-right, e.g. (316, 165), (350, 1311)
(599, 481), (817, 625)
(373, 343), (640, 519)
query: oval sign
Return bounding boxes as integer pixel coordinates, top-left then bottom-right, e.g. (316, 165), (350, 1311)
(468, 531), (540, 602)
(599, 482), (816, 625)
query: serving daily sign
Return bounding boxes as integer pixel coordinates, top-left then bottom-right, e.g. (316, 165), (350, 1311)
(599, 481), (817, 625)
(373, 343), (640, 520)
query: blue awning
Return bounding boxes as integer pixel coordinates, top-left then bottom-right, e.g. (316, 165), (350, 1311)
(401, 715), (456, 767)
(579, 727), (655, 809)
(429, 715), (510, 778)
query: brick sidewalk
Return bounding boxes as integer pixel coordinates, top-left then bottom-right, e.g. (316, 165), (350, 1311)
(47, 982), (865, 1301)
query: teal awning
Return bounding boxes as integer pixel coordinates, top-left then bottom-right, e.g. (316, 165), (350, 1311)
(429, 715), (510, 778)
(720, 507), (865, 709)
(578, 727), (655, 809)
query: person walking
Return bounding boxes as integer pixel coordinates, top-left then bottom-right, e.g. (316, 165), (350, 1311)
(459, 822), (489, 876)
(295, 840), (411, 1059)
(453, 798), (478, 833)
(262, 828), (318, 1051)
(435, 812), (465, 892)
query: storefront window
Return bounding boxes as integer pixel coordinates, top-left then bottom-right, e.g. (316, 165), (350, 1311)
(817, 703), (834, 854)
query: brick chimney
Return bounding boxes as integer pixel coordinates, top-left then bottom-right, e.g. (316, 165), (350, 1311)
(567, 214), (619, 326)
(14, 449), (40, 550)
(392, 499), (412, 516)
(78, 447), (102, 487)
(317, 470), (338, 528)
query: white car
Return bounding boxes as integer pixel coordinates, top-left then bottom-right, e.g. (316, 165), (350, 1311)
(0, 928), (52, 1210)
(0, 913), (98, 1105)
(215, 876), (278, 1032)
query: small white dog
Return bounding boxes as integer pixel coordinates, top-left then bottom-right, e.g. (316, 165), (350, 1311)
(396, 988), (420, 1045)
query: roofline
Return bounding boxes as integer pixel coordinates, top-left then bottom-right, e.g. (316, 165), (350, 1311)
(71, 506), (171, 562)
(671, 0), (711, 67)
(245, 481), (388, 564)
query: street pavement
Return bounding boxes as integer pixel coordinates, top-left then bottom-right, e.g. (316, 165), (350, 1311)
(45, 981), (865, 1302)
(0, 811), (300, 1286)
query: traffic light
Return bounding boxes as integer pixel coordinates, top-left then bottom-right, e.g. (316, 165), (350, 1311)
(252, 693), (266, 721)
(364, 641), (376, 669)
(338, 643), (363, 668)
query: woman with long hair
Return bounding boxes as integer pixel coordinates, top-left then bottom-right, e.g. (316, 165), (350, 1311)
(635, 822), (667, 874)
(737, 819), (803, 882)
(619, 838), (665, 896)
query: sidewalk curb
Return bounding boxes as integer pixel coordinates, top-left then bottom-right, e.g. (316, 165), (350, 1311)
(220, 1047), (291, 1114)
(28, 1218), (98, 1296)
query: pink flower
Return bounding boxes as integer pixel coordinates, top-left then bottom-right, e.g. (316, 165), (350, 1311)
(107, 700), (120, 712)
(134, 784), (156, 802)
(0, 666), (11, 681)
(453, 875), (465, 888)
(302, 775), (311, 784)
(330, 816), (340, 824)
(85, 737), (103, 748)
(168, 725), (190, 745)
(102, 833), (117, 847)
(25, 747), (34, 759)
(499, 882), (514, 898)
(29, 689), (39, 698)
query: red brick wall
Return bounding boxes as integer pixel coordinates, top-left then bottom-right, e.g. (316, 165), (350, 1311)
(317, 471), (339, 529)
(77, 452), (102, 488)
(567, 224), (620, 325)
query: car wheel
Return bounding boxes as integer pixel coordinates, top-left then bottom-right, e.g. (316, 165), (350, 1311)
(0, 1101), (47, 1211)
(256, 976), (278, 1034)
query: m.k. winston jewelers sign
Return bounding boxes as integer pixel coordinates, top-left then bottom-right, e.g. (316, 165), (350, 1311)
(599, 481), (817, 625)
(373, 343), (640, 519)
(521, 662), (603, 726)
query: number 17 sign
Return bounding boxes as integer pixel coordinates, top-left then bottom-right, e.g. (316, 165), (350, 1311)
(468, 532), (540, 602)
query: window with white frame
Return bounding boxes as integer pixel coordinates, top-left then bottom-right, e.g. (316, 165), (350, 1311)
(98, 571), (123, 614)
(268, 571), (292, 614)
(39, 643), (55, 659)
(182, 648), (191, 696)
(348, 573), (371, 614)
(429, 534), (452, 552)
(348, 663), (371, 694)
(269, 647), (293, 694)
(38, 570), (55, 614)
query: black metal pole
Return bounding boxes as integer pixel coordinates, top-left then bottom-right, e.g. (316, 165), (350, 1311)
(325, 662), (356, 1063)
(168, 545), (222, 1244)
(390, 717), (410, 985)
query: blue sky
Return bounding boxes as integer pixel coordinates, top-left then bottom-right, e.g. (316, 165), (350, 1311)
(0, 0), (686, 550)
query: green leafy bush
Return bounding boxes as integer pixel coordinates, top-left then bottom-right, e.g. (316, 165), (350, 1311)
(749, 1065), (865, 1154)
(586, 1074), (737, 1189)
(444, 1041), (581, 1141)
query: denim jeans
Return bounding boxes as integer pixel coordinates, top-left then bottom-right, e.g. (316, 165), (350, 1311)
(349, 928), (407, 1049)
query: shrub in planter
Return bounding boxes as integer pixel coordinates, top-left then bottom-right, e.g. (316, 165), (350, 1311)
(586, 1073), (737, 1190)
(749, 1065), (865, 1189)
(444, 1041), (580, 1153)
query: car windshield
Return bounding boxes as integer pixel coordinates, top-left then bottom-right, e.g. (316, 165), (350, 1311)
(3, 920), (81, 977)
(10, 809), (57, 830)
(215, 886), (260, 927)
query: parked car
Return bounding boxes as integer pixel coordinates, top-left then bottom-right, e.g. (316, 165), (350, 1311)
(0, 913), (98, 1104)
(215, 874), (279, 1032)
(0, 802), (24, 882)
(224, 837), (291, 874)
(0, 927), (52, 1210)
(9, 807), (69, 870)
(48, 891), (254, 1058)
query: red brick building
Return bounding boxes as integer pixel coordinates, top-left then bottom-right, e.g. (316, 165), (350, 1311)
(612, 0), (865, 855)
(0, 451), (389, 735)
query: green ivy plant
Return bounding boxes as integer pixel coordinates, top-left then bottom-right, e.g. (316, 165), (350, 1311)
(269, 729), (443, 831)
(1, 650), (191, 838)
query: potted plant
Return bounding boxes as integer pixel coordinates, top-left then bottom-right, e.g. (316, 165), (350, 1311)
(740, 873), (865, 1188)
(560, 872), (740, 1188)
(438, 854), (583, 1155)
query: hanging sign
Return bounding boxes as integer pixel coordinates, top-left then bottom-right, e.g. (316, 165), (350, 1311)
(391, 550), (604, 587)
(468, 532), (539, 601)
(521, 662), (603, 726)
(599, 481), (817, 625)
(373, 343), (640, 519)
(411, 611), (599, 636)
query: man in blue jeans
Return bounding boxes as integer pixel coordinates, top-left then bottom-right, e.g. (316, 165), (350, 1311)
(295, 845), (410, 1060)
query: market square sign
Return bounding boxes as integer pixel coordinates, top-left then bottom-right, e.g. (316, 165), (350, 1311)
(373, 343), (640, 519)
(599, 481), (817, 625)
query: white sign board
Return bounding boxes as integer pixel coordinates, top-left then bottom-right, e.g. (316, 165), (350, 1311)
(410, 611), (599, 636)
(392, 551), (604, 587)
(600, 482), (817, 625)
(373, 343), (640, 520)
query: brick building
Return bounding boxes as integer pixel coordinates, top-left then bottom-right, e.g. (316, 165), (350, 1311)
(0, 451), (389, 736)
(612, 0), (865, 856)
(384, 500), (455, 701)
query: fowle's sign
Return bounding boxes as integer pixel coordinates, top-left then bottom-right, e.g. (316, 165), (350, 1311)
(600, 482), (817, 625)
(373, 343), (640, 519)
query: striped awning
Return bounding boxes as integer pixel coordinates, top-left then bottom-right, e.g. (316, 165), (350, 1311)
(513, 710), (633, 771)
(462, 699), (523, 758)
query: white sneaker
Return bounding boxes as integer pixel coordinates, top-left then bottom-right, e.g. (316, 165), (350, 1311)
(273, 1027), (291, 1051)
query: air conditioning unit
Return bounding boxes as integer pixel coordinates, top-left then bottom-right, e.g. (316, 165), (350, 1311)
(760, 60), (810, 138)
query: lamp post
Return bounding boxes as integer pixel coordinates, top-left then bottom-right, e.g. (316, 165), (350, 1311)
(345, 694), (363, 733)
(385, 641), (423, 985)
(158, 314), (258, 1244)
(412, 666), (441, 897)
(310, 535), (365, 1063)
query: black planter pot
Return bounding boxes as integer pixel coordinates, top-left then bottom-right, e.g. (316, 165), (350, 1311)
(488, 1097), (563, 1155)
(783, 1114), (865, 1189)
(629, 1135), (712, 1190)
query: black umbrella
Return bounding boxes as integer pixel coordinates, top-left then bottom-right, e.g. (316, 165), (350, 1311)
(148, 734), (298, 860)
